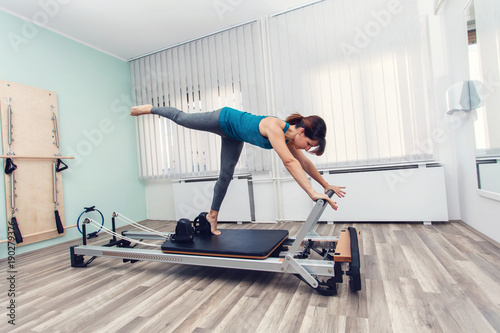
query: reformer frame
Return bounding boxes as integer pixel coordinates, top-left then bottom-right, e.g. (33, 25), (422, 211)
(70, 191), (361, 296)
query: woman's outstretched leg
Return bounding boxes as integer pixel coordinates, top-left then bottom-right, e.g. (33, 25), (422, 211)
(130, 104), (243, 235)
(131, 105), (224, 136)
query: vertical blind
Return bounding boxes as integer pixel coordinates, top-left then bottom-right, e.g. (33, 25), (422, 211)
(268, 0), (433, 168)
(131, 0), (435, 179)
(131, 21), (271, 178)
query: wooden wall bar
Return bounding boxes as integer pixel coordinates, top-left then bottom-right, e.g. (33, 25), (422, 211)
(0, 80), (68, 246)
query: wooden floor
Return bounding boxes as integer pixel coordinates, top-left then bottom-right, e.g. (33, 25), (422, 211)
(2, 220), (500, 333)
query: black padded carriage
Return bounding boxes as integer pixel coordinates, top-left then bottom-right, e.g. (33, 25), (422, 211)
(161, 229), (289, 259)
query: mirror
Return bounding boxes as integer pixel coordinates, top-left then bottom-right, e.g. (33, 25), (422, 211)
(465, 0), (500, 197)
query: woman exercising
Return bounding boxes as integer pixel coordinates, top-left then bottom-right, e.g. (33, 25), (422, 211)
(130, 105), (346, 235)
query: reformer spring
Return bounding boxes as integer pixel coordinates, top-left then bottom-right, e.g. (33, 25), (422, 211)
(84, 218), (162, 247)
(113, 212), (171, 239)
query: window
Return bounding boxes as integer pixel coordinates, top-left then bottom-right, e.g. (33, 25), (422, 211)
(131, 0), (436, 179)
(131, 21), (271, 179)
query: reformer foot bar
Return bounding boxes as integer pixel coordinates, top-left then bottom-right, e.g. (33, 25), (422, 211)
(69, 191), (361, 296)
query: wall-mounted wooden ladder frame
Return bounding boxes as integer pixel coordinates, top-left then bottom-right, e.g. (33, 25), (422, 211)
(1, 80), (73, 246)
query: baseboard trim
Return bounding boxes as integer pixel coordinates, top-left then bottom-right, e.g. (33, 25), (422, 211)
(453, 220), (500, 249)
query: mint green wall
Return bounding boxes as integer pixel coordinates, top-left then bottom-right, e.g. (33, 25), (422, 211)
(0, 11), (146, 258)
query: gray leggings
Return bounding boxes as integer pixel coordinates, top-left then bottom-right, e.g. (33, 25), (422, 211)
(151, 107), (243, 211)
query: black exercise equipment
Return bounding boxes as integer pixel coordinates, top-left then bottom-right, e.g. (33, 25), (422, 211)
(54, 210), (64, 234)
(77, 206), (104, 238)
(55, 158), (68, 172)
(52, 159), (67, 234)
(4, 158), (17, 174)
(70, 190), (362, 296)
(162, 229), (289, 259)
(171, 218), (195, 243)
(193, 212), (211, 234)
(347, 226), (361, 291)
(11, 217), (23, 244)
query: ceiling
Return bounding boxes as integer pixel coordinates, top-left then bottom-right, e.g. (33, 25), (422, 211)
(0, 0), (318, 61)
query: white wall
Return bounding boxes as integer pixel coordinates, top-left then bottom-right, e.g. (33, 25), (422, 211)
(434, 0), (500, 243)
(0, 12), (146, 259)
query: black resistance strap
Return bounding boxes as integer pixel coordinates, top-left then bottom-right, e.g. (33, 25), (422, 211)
(11, 217), (23, 244)
(54, 158), (68, 234)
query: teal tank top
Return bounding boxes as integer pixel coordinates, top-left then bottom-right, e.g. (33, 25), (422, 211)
(218, 107), (290, 149)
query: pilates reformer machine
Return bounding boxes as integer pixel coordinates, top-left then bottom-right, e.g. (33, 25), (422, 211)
(70, 191), (361, 296)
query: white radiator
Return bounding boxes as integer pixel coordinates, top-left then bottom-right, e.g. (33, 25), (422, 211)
(172, 178), (251, 222)
(315, 166), (449, 223)
(152, 165), (449, 223)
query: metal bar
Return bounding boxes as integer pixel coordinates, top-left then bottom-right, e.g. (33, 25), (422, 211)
(306, 229), (320, 237)
(283, 236), (339, 249)
(286, 235), (339, 242)
(288, 199), (327, 255)
(125, 231), (340, 244)
(0, 155), (74, 160)
(283, 254), (318, 288)
(112, 216), (117, 242)
(82, 219), (88, 246)
(72, 245), (336, 277)
(10, 173), (15, 211)
(74, 245), (284, 272)
(122, 231), (172, 240)
(294, 258), (335, 276)
(270, 0), (325, 17)
(7, 97), (12, 146)
(52, 161), (57, 203)
(127, 19), (258, 62)
(287, 190), (334, 255)
(51, 109), (60, 149)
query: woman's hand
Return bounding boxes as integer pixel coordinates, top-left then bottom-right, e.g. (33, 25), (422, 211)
(311, 192), (338, 210)
(325, 185), (346, 198)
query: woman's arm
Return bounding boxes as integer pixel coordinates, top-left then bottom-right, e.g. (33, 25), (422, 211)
(289, 145), (346, 198)
(264, 119), (338, 210)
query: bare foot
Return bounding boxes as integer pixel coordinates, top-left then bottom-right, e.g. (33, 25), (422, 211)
(130, 104), (153, 116)
(206, 211), (221, 235)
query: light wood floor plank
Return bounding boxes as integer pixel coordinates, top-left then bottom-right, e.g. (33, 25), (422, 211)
(383, 278), (421, 333)
(399, 277), (442, 332)
(366, 279), (393, 333)
(1, 221), (499, 332)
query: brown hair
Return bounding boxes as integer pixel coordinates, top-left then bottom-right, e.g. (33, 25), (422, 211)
(286, 113), (327, 155)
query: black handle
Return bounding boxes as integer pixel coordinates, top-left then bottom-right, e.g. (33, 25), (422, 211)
(84, 206), (96, 213)
(4, 158), (17, 175)
(56, 159), (68, 172)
